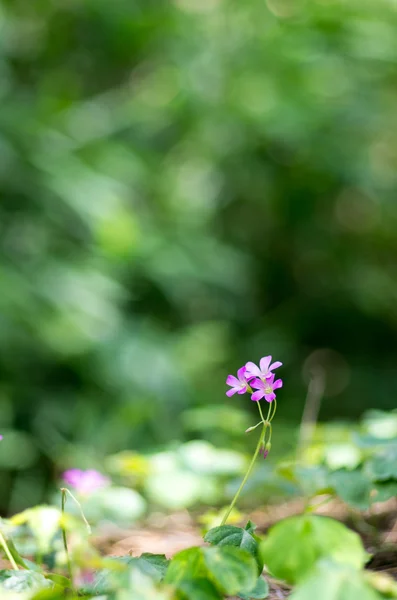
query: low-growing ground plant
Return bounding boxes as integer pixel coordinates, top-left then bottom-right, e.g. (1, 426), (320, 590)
(1, 356), (397, 599)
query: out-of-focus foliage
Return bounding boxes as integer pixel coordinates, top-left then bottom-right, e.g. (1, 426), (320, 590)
(1, 0), (397, 511)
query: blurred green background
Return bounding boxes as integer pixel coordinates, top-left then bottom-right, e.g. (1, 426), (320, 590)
(1, 0), (397, 514)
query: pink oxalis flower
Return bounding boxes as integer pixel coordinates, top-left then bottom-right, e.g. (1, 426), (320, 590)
(250, 374), (283, 403)
(245, 356), (282, 381)
(226, 366), (249, 397)
(62, 469), (109, 495)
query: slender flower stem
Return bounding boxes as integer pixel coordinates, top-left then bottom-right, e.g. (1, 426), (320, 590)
(257, 401), (266, 424)
(269, 399), (277, 422)
(221, 425), (266, 526)
(0, 530), (19, 571)
(61, 489), (74, 586)
(61, 488), (91, 535)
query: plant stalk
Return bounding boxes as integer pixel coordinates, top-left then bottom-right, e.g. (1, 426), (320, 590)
(0, 530), (19, 571)
(221, 424), (266, 526)
(61, 489), (74, 586)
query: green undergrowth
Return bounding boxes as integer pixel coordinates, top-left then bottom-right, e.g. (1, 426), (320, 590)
(1, 507), (397, 599)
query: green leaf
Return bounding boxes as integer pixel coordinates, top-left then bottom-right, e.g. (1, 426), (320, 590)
(371, 480), (397, 503)
(134, 553), (169, 581)
(290, 561), (383, 600)
(204, 525), (257, 556)
(238, 576), (269, 599)
(45, 573), (72, 589)
(259, 515), (369, 585)
(324, 444), (362, 471)
(203, 547), (257, 595)
(89, 553), (168, 594)
(329, 469), (372, 510)
(0, 570), (54, 593)
(245, 521), (257, 535)
(11, 506), (61, 555)
(166, 546), (258, 596)
(165, 548), (206, 586)
(365, 446), (397, 482)
(204, 524), (262, 573)
(176, 578), (222, 600)
(82, 486), (146, 525)
(2, 538), (30, 570)
(295, 466), (333, 497)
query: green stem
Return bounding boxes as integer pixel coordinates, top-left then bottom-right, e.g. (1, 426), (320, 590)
(257, 401), (266, 424)
(61, 489), (74, 586)
(221, 425), (266, 526)
(61, 488), (91, 535)
(0, 530), (19, 571)
(269, 399), (277, 422)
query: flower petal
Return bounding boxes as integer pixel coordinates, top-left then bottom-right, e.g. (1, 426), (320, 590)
(237, 386), (248, 394)
(245, 362), (261, 378)
(226, 388), (237, 397)
(273, 379), (283, 390)
(237, 366), (247, 381)
(259, 356), (272, 373)
(226, 375), (239, 387)
(269, 361), (282, 371)
(264, 392), (276, 402)
(265, 373), (275, 385)
(251, 390), (264, 402)
(250, 378), (264, 390)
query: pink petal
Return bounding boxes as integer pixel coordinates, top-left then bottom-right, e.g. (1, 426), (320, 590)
(264, 392), (276, 402)
(245, 362), (261, 378)
(237, 386), (247, 394)
(269, 361), (282, 371)
(226, 375), (239, 387)
(273, 379), (283, 390)
(245, 373), (257, 380)
(237, 366), (247, 381)
(250, 378), (264, 390)
(251, 390), (264, 402)
(259, 356), (272, 372)
(226, 388), (237, 397)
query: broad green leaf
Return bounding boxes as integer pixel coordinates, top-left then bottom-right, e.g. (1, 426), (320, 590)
(166, 546), (257, 596)
(371, 481), (397, 503)
(204, 524), (262, 572)
(329, 469), (372, 510)
(82, 486), (146, 524)
(176, 578), (222, 600)
(259, 515), (369, 584)
(365, 447), (397, 482)
(0, 570), (54, 593)
(45, 573), (72, 589)
(0, 536), (30, 570)
(324, 444), (362, 471)
(127, 567), (172, 600)
(204, 525), (257, 556)
(89, 553), (168, 594)
(134, 553), (169, 581)
(165, 548), (206, 586)
(11, 506), (61, 554)
(245, 521), (257, 535)
(290, 561), (383, 600)
(179, 441), (246, 476)
(145, 471), (212, 509)
(238, 576), (269, 599)
(362, 410), (397, 440)
(294, 466), (332, 497)
(202, 547), (257, 595)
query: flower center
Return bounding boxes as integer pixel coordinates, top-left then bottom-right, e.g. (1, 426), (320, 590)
(265, 386), (272, 394)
